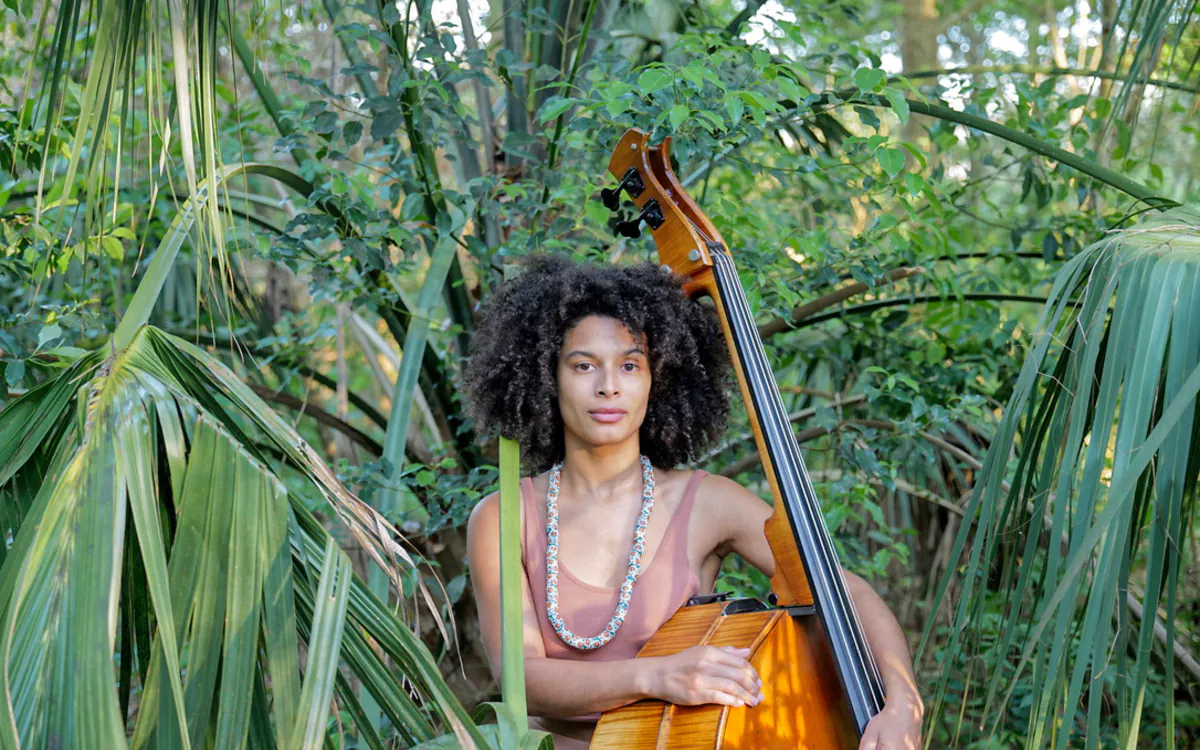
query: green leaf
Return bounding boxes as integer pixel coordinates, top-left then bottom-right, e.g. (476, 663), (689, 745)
(498, 438), (526, 722)
(876, 147), (905, 178)
(289, 540), (352, 749)
(401, 193), (425, 222)
(259, 460), (301, 738)
(0, 353), (99, 485)
(37, 324), (63, 349)
(4, 359), (23, 387)
(101, 235), (124, 261)
(681, 63), (705, 89)
(637, 68), (673, 95)
(1065, 93), (1089, 109)
(371, 109), (403, 141)
(112, 163), (318, 353)
(777, 75), (808, 103)
(537, 97), (573, 124)
(884, 88), (910, 126)
(374, 231), (460, 522)
(896, 142), (927, 171)
(117, 384), (191, 748)
(724, 94), (744, 124)
(213, 457), (268, 749)
(903, 172), (924, 196)
(0, 326), (488, 748)
(669, 104), (690, 130)
(343, 120), (363, 146)
(694, 109), (725, 133)
(313, 111), (338, 135)
(854, 67), (885, 92)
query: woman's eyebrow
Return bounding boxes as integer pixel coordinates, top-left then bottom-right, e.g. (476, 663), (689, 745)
(563, 347), (645, 358)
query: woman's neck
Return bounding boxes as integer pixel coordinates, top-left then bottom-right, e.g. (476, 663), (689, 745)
(558, 440), (644, 503)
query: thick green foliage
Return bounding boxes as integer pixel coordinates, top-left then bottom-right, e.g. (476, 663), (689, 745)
(1, 0), (1198, 746)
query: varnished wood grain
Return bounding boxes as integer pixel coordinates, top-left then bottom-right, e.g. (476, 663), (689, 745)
(720, 614), (858, 749)
(636, 603), (724, 658)
(590, 605), (857, 749)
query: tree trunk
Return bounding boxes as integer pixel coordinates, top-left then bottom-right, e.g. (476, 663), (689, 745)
(900, 0), (939, 143)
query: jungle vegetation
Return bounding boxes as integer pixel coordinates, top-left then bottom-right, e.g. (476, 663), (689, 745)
(0, 0), (1198, 746)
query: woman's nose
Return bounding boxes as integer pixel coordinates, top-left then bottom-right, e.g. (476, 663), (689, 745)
(597, 369), (619, 396)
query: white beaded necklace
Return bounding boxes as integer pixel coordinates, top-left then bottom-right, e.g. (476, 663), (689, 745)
(544, 456), (656, 650)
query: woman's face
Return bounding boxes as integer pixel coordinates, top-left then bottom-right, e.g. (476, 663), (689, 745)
(556, 315), (652, 451)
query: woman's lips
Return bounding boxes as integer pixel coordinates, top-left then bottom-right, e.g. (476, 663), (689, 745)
(588, 409), (626, 423)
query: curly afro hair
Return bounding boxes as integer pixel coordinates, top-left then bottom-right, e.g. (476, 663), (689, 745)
(463, 254), (733, 472)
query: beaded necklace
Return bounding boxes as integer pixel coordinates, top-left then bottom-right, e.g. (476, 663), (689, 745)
(544, 456), (656, 650)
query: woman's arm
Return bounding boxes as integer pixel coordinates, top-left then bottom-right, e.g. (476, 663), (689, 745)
(699, 473), (924, 748)
(466, 492), (762, 718)
(844, 573), (923, 749)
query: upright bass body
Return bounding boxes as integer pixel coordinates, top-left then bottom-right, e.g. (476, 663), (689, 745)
(591, 599), (857, 748)
(589, 130), (885, 748)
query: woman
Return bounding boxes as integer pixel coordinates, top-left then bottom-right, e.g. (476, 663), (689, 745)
(464, 255), (923, 749)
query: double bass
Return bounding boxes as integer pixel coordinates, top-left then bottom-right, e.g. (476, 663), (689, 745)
(588, 130), (886, 748)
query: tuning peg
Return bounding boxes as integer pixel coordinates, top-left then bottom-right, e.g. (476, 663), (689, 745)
(614, 199), (664, 239)
(615, 217), (642, 239)
(600, 168), (645, 211)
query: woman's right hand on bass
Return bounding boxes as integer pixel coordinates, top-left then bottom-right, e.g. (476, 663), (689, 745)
(640, 645), (764, 708)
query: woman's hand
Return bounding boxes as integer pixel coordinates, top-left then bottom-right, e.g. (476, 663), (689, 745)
(640, 645), (764, 708)
(858, 694), (924, 750)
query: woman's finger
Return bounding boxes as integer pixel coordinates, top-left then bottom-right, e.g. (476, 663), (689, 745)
(701, 676), (761, 707)
(711, 648), (761, 682)
(701, 688), (745, 707)
(705, 662), (763, 699)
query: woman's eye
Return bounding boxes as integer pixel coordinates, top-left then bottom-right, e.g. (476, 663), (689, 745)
(622, 362), (639, 372)
(575, 362), (593, 372)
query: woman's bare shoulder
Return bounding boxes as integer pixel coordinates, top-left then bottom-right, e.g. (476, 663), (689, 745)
(692, 472), (772, 532)
(693, 471), (767, 505)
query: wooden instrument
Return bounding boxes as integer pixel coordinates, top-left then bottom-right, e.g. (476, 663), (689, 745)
(588, 130), (886, 748)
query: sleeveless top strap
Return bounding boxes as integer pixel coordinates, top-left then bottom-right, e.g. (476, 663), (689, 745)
(675, 469), (706, 522)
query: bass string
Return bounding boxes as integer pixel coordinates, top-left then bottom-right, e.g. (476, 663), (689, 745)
(672, 212), (884, 708)
(712, 252), (884, 714)
(708, 249), (886, 713)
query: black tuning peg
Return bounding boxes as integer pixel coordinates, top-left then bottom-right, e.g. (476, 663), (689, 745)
(615, 199), (665, 239)
(600, 168), (645, 211)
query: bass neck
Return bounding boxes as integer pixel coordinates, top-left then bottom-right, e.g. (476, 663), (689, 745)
(705, 245), (887, 733)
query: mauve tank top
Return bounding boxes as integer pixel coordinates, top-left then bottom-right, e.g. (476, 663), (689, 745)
(520, 470), (706, 726)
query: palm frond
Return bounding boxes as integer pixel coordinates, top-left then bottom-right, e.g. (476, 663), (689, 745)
(922, 206), (1200, 748)
(0, 326), (485, 747)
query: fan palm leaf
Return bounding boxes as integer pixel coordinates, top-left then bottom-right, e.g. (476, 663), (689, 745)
(0, 324), (485, 748)
(922, 205), (1200, 748)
